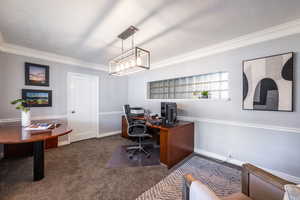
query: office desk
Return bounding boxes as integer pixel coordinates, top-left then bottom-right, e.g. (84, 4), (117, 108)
(0, 124), (72, 181)
(122, 116), (194, 168)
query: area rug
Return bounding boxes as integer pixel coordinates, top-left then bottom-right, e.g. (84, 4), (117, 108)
(136, 156), (241, 200)
(106, 145), (161, 168)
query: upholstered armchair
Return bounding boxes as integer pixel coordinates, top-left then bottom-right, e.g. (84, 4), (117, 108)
(183, 163), (296, 200)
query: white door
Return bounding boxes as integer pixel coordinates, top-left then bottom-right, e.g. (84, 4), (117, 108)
(67, 72), (99, 143)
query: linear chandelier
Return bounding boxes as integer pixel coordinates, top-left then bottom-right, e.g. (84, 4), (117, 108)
(109, 26), (150, 76)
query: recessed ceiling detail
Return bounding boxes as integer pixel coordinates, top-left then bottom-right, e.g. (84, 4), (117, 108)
(1, 0), (300, 71)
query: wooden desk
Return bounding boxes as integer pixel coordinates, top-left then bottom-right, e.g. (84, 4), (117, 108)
(122, 116), (194, 168)
(0, 124), (72, 181)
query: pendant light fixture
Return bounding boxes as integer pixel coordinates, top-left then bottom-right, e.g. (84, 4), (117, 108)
(109, 26), (150, 76)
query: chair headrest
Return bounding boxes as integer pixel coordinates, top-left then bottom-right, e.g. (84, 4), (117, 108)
(123, 104), (130, 115)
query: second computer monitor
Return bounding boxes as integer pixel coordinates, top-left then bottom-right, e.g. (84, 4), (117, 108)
(161, 102), (177, 125)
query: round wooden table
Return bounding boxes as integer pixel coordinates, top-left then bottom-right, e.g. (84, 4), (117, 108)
(0, 124), (72, 181)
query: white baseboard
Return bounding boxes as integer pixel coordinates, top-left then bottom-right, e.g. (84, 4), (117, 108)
(58, 140), (70, 147)
(57, 131), (121, 146)
(195, 149), (244, 166)
(98, 130), (121, 138)
(195, 148), (300, 184)
(98, 111), (123, 116)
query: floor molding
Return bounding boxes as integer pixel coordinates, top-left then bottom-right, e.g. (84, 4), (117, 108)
(58, 140), (70, 147)
(195, 148), (300, 184)
(58, 131), (121, 146)
(98, 131), (121, 138)
(178, 116), (300, 134)
(152, 18), (300, 69)
(98, 111), (123, 116)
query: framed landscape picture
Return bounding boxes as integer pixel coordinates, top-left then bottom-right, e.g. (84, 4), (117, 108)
(22, 89), (52, 107)
(243, 52), (293, 112)
(25, 62), (49, 86)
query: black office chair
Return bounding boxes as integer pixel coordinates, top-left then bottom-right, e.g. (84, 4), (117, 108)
(123, 105), (152, 158)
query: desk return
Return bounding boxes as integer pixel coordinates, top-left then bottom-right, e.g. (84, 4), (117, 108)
(122, 116), (194, 168)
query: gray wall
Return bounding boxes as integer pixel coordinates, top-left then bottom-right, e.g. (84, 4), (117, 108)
(128, 34), (300, 178)
(0, 52), (128, 134)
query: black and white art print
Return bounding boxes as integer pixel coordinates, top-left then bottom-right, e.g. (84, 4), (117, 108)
(243, 52), (293, 112)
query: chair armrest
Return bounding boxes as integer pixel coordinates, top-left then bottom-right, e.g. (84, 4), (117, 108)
(128, 123), (147, 129)
(183, 174), (198, 200)
(242, 163), (295, 198)
(133, 120), (146, 124)
(184, 174), (197, 188)
(128, 124), (147, 136)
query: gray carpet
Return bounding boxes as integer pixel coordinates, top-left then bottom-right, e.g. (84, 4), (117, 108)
(0, 135), (169, 200)
(0, 135), (241, 200)
(137, 156), (241, 200)
(106, 145), (160, 168)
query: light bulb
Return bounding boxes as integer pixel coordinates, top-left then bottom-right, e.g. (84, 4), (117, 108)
(125, 62), (130, 69)
(120, 64), (124, 70)
(116, 66), (120, 72)
(137, 57), (142, 66)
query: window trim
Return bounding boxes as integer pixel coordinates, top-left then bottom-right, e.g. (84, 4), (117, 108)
(146, 72), (230, 101)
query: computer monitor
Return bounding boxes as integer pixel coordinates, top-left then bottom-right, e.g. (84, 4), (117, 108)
(161, 102), (177, 125)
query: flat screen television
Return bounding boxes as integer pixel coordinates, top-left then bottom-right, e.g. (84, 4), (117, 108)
(161, 102), (177, 125)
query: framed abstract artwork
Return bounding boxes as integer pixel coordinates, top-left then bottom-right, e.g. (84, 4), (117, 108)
(25, 62), (49, 86)
(22, 89), (52, 107)
(243, 52), (293, 112)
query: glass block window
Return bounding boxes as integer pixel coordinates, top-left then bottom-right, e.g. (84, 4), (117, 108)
(148, 72), (229, 100)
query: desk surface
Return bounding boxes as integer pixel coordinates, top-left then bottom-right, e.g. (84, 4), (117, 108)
(0, 124), (72, 144)
(122, 115), (194, 168)
(146, 120), (193, 131)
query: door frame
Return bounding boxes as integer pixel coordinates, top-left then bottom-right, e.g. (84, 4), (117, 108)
(67, 72), (99, 143)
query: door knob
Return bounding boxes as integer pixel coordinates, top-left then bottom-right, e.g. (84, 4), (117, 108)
(71, 110), (76, 114)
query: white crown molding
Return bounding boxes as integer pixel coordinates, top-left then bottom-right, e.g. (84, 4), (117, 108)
(2, 18), (300, 73)
(0, 115), (67, 123)
(152, 18), (300, 70)
(195, 148), (300, 184)
(178, 116), (300, 134)
(0, 42), (109, 72)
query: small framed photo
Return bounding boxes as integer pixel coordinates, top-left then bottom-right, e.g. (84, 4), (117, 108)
(22, 89), (52, 107)
(25, 62), (49, 86)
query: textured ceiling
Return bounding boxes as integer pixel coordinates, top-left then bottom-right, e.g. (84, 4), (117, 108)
(1, 0), (300, 66)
